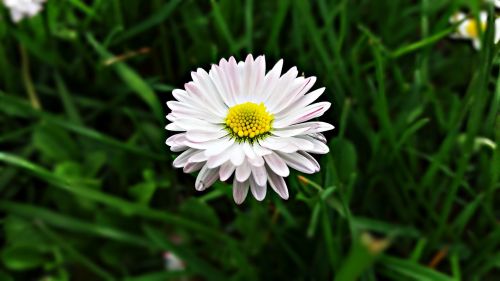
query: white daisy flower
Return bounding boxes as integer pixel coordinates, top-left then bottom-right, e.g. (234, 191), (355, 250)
(489, 0), (500, 9)
(166, 55), (334, 204)
(449, 11), (500, 50)
(2, 0), (46, 23)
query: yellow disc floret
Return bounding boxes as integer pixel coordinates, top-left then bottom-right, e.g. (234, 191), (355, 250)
(225, 102), (273, 141)
(465, 19), (486, 38)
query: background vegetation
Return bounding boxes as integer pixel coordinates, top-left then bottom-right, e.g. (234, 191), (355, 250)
(0, 0), (499, 280)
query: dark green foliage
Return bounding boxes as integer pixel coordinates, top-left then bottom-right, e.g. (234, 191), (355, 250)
(0, 0), (498, 280)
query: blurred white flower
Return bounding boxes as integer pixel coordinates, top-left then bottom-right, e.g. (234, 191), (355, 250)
(3, 0), (46, 23)
(163, 252), (185, 271)
(166, 55), (333, 204)
(490, 0), (500, 8)
(449, 11), (500, 50)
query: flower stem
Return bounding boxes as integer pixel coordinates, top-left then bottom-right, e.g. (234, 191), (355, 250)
(19, 44), (41, 110)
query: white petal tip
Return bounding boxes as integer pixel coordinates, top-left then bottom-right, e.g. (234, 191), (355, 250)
(280, 194), (289, 200)
(195, 183), (206, 191)
(172, 163), (183, 169)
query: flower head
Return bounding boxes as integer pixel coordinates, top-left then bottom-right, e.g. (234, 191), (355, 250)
(449, 11), (500, 49)
(166, 55), (334, 204)
(3, 0), (46, 23)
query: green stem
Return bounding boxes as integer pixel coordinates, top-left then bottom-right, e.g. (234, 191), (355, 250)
(19, 44), (42, 110)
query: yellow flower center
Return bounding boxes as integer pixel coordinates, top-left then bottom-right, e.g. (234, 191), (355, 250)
(465, 20), (486, 38)
(225, 102), (273, 141)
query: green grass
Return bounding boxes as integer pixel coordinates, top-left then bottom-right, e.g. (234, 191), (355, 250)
(0, 0), (499, 280)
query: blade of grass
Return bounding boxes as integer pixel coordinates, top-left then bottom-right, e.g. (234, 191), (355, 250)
(0, 94), (163, 160)
(68, 0), (96, 17)
(54, 72), (83, 125)
(379, 255), (454, 281)
(19, 44), (41, 110)
(245, 0), (253, 52)
(37, 223), (115, 281)
(112, 0), (182, 44)
(409, 238), (428, 262)
(322, 202), (340, 272)
(391, 28), (454, 58)
(352, 217), (420, 238)
(0, 152), (230, 243)
(334, 233), (389, 281)
(87, 33), (163, 121)
(264, 0), (290, 54)
(210, 0), (237, 52)
(0, 201), (153, 249)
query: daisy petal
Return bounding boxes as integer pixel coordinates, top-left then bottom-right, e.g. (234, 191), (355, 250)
(186, 130), (228, 142)
(188, 150), (209, 163)
(265, 67), (298, 110)
(235, 160), (252, 182)
(257, 59), (283, 104)
(173, 149), (199, 168)
(248, 155), (265, 167)
(274, 102), (331, 128)
(250, 176), (267, 201)
(171, 145), (188, 152)
(183, 162), (204, 173)
(253, 143), (273, 156)
(204, 138), (235, 157)
(230, 146), (245, 166)
(171, 118), (222, 131)
(191, 69), (227, 112)
(233, 179), (249, 204)
(275, 87), (326, 119)
(276, 152), (316, 174)
(298, 135), (330, 154)
(251, 164), (267, 186)
(219, 161), (236, 181)
(206, 149), (232, 169)
(166, 133), (186, 146)
(264, 153), (290, 177)
(300, 151), (320, 172)
(267, 168), (289, 200)
(195, 165), (219, 191)
(272, 126), (311, 137)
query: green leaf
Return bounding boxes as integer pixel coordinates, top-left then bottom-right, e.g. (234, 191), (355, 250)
(4, 215), (47, 247)
(32, 122), (79, 161)
(129, 181), (156, 205)
(1, 246), (47, 271)
(335, 233), (390, 281)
